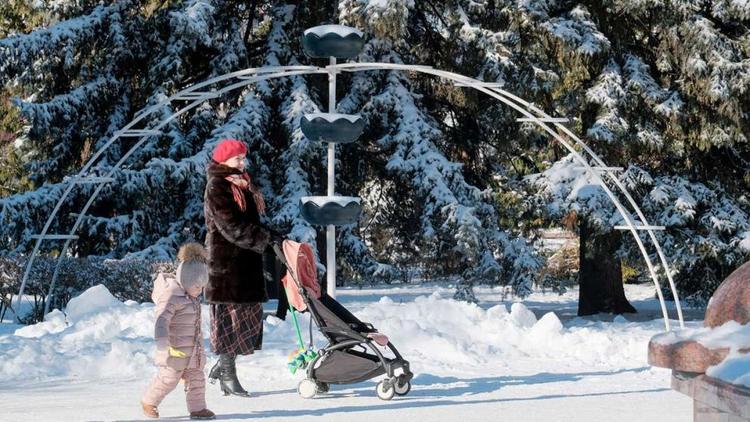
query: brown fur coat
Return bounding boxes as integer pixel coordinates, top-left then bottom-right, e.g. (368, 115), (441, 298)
(203, 162), (271, 304)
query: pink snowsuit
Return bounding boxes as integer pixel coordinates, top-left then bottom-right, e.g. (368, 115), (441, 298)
(142, 273), (207, 413)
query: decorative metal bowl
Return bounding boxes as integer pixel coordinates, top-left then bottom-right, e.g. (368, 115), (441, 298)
(302, 25), (366, 59)
(301, 113), (364, 144)
(299, 196), (362, 226)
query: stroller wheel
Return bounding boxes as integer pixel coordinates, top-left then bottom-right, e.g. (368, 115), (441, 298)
(316, 382), (330, 394)
(394, 380), (411, 396)
(298, 379), (317, 399)
(376, 380), (395, 401)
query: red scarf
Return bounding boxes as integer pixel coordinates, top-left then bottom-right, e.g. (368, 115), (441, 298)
(225, 172), (266, 215)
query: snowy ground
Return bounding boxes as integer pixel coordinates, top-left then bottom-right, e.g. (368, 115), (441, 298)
(0, 283), (696, 421)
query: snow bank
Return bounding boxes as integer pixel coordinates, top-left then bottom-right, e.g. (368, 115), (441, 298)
(349, 293), (658, 372)
(0, 286), (668, 383)
(3, 285), (162, 381)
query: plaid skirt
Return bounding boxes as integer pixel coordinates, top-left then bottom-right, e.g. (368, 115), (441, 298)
(209, 303), (263, 356)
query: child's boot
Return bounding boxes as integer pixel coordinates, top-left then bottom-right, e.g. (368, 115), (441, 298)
(141, 401), (159, 418)
(190, 408), (216, 420)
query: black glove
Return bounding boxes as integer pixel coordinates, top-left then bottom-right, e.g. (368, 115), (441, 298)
(267, 228), (285, 245)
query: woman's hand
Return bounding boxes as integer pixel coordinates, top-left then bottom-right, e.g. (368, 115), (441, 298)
(262, 225), (284, 245)
(268, 228), (285, 245)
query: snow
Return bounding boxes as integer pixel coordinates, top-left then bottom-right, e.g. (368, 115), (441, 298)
(510, 302), (537, 328)
(352, 65), (542, 295)
(303, 112), (362, 123)
(301, 195), (362, 207)
(0, 283), (693, 421)
(303, 24), (364, 38)
(585, 59), (628, 142)
(651, 320), (750, 351)
(654, 92), (684, 117)
(540, 6), (610, 57)
(740, 231), (750, 251)
(64, 284), (124, 323)
(707, 352), (750, 389)
(614, 315), (629, 324)
(527, 154), (612, 224)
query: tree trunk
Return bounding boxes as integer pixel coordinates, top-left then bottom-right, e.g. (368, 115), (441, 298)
(578, 218), (637, 316)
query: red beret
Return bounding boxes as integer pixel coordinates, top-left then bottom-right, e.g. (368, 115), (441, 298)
(212, 139), (248, 163)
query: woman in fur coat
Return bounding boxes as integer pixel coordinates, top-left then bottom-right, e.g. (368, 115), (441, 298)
(203, 139), (283, 397)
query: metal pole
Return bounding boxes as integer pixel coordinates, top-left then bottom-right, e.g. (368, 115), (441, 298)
(327, 56), (337, 299)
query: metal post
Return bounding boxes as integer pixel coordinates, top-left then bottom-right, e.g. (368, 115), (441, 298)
(327, 56), (337, 299)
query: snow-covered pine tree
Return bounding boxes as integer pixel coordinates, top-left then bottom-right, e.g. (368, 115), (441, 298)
(0, 1), (280, 259)
(2, 0), (748, 308)
(339, 1), (543, 299)
(523, 1), (750, 304)
(621, 166), (750, 305)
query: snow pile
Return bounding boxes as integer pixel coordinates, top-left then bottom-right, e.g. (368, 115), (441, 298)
(650, 320), (750, 389)
(707, 352), (750, 388)
(510, 302), (537, 328)
(348, 292), (658, 372)
(651, 320), (750, 350)
(3, 287), (159, 381)
(65, 284), (124, 323)
(1, 285), (667, 383)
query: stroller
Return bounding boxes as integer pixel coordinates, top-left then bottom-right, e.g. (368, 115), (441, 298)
(271, 240), (414, 400)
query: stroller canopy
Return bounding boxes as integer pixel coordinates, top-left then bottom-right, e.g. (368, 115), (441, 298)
(281, 240), (321, 311)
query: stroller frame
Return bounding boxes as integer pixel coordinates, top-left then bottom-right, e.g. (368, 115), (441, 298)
(272, 242), (414, 400)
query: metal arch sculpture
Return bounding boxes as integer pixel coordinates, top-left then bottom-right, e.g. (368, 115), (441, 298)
(14, 31), (684, 331)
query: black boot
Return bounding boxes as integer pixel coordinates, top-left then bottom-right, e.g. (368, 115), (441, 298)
(218, 354), (249, 397)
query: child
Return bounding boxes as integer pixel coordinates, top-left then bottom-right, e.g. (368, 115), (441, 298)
(141, 242), (215, 420)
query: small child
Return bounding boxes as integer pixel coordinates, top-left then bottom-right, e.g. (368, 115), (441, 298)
(141, 242), (215, 420)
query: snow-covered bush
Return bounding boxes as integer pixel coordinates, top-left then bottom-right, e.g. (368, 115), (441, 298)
(0, 256), (170, 323)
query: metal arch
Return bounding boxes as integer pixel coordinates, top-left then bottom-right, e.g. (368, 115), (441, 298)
(331, 62), (683, 330)
(16, 61), (683, 331)
(15, 66), (325, 320)
(39, 67), (329, 316)
(486, 86), (685, 328)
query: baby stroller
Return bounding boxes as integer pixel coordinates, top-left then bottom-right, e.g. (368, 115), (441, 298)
(271, 240), (414, 400)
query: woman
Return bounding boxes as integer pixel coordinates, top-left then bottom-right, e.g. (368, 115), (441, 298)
(203, 139), (283, 397)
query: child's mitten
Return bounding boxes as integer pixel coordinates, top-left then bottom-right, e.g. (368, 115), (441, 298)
(169, 347), (187, 358)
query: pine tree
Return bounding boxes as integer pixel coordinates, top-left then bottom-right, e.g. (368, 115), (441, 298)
(2, 0), (748, 307)
(0, 1), (275, 259)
